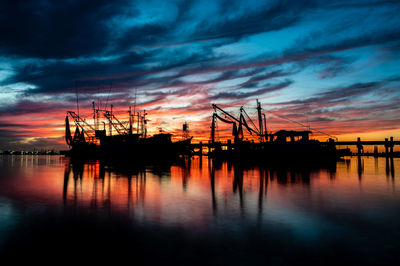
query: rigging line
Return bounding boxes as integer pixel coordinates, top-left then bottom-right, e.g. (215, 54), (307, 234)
(241, 108), (259, 134)
(133, 88), (137, 115)
(308, 128), (338, 141)
(104, 83), (112, 111)
(75, 81), (80, 117)
(268, 111), (338, 140)
(97, 86), (101, 110)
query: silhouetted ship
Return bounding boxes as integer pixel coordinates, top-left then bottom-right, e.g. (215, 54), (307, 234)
(207, 100), (350, 161)
(65, 102), (192, 159)
(65, 99), (349, 161)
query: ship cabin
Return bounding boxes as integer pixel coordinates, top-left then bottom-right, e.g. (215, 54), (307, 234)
(149, 133), (172, 144)
(270, 130), (312, 143)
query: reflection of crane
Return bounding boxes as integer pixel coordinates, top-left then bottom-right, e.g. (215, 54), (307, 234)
(210, 103), (262, 144)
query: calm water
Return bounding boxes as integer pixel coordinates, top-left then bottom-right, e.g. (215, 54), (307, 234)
(0, 155), (399, 264)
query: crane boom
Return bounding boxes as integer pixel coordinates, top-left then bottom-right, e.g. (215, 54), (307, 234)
(103, 111), (129, 135)
(212, 104), (240, 123)
(66, 111), (96, 140)
(210, 100), (268, 143)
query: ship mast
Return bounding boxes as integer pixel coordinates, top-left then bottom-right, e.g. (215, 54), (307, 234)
(129, 105), (132, 135)
(75, 81), (80, 117)
(109, 104), (113, 136)
(143, 110), (147, 138)
(210, 102), (265, 144)
(257, 99), (263, 142)
(92, 101), (96, 130)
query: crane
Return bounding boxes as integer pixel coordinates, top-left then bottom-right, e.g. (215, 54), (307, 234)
(103, 110), (129, 135)
(66, 111), (96, 144)
(210, 104), (261, 143)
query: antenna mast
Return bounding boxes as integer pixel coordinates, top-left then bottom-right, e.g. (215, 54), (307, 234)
(75, 81), (80, 116)
(129, 105), (132, 134)
(256, 99), (264, 142)
(105, 83), (112, 111)
(133, 88), (137, 116)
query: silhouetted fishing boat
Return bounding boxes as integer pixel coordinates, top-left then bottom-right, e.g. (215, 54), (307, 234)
(65, 102), (192, 159)
(208, 100), (350, 161)
(65, 98), (349, 161)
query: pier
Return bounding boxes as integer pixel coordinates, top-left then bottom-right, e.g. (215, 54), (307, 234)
(335, 136), (399, 156)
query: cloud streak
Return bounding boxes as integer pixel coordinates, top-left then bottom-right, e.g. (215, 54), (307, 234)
(1, 0), (400, 149)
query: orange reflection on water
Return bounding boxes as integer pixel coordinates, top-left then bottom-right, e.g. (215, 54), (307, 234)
(0, 155), (399, 231)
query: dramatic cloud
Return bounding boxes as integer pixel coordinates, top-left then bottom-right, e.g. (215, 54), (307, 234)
(1, 0), (400, 150)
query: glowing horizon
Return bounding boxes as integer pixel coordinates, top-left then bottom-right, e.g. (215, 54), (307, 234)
(1, 0), (400, 150)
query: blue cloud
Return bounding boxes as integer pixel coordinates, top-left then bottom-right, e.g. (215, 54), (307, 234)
(1, 0), (400, 148)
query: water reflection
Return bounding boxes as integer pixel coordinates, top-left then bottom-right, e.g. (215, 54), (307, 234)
(386, 156), (395, 179)
(0, 155), (399, 265)
(60, 156), (345, 225)
(357, 155), (364, 180)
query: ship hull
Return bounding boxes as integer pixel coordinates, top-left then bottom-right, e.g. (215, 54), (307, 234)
(67, 136), (192, 161)
(209, 141), (349, 162)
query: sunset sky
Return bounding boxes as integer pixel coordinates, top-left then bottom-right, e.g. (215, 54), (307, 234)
(1, 0), (400, 150)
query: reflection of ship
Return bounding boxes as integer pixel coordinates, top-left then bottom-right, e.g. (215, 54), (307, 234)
(62, 157), (188, 210)
(65, 102), (192, 158)
(63, 157), (338, 215)
(209, 100), (350, 161)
